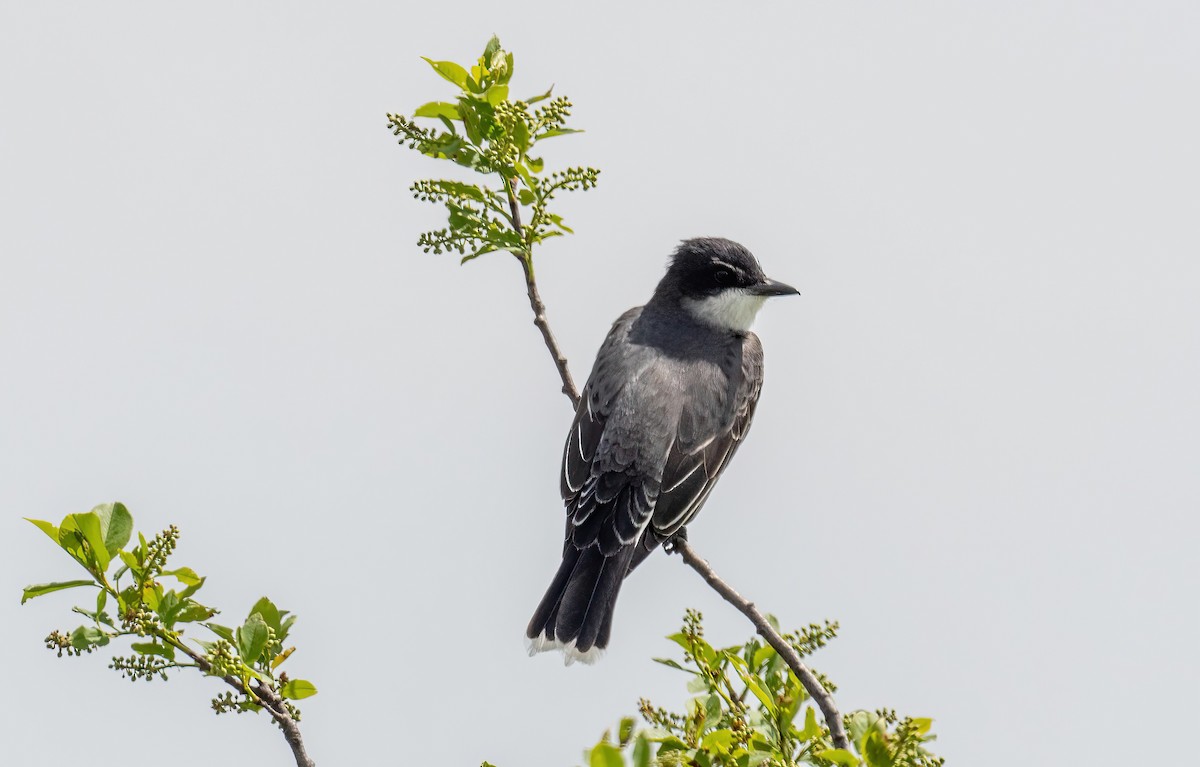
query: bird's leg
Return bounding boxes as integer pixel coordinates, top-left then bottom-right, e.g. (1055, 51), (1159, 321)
(662, 527), (689, 554)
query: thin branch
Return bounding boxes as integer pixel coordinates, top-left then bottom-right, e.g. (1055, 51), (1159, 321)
(171, 639), (315, 767)
(668, 539), (851, 752)
(512, 244), (849, 751)
(504, 176), (580, 406)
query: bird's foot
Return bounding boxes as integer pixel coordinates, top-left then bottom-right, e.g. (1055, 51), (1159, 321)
(662, 527), (689, 554)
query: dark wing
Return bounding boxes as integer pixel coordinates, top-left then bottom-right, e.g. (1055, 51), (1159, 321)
(628, 333), (764, 568)
(560, 307), (671, 556)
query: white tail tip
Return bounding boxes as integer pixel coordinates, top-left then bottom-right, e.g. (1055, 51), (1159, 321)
(525, 632), (604, 666)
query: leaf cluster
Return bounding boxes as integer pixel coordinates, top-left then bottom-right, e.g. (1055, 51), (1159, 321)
(21, 504), (316, 720)
(387, 35), (599, 264)
(582, 611), (942, 767)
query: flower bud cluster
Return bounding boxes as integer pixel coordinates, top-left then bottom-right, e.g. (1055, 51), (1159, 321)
(417, 228), (472, 256)
(534, 96), (573, 132)
(387, 113), (438, 152)
(44, 630), (84, 657)
(143, 525), (180, 579)
(211, 690), (251, 716)
(205, 639), (240, 678)
(110, 653), (171, 682)
(121, 604), (160, 636)
(782, 620), (840, 659)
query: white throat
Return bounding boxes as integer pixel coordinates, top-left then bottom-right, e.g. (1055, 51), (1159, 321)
(682, 289), (767, 332)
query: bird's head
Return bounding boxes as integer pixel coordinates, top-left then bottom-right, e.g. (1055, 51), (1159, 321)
(653, 238), (799, 332)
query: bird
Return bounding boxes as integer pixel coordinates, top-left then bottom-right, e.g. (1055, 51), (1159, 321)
(526, 237), (799, 665)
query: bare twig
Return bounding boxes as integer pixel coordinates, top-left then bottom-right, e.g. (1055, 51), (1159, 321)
(511, 239), (850, 752)
(669, 540), (851, 751)
(171, 639), (315, 767)
(504, 177), (580, 406)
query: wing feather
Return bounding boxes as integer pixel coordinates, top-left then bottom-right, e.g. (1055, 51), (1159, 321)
(558, 313), (765, 576)
(650, 334), (764, 538)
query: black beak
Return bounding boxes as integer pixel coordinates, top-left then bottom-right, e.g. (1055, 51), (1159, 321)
(746, 278), (800, 297)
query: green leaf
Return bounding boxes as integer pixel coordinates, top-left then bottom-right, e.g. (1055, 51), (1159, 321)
(70, 512), (110, 572)
(56, 516), (85, 564)
(69, 625), (109, 651)
(437, 180), (486, 201)
(752, 644), (776, 670)
(501, 51), (514, 84)
(535, 128), (584, 141)
(618, 716), (636, 747)
(526, 156), (544, 173)
(746, 752), (773, 767)
(421, 57), (469, 89)
(632, 736), (652, 767)
(460, 104), (483, 145)
(862, 731), (893, 767)
(204, 622), (236, 643)
(686, 674), (709, 693)
(280, 679), (318, 700)
(92, 502), (133, 558)
(174, 599), (216, 624)
(651, 657), (697, 674)
(548, 213), (574, 234)
(96, 588), (107, 614)
(643, 731), (688, 749)
(485, 84), (509, 106)
(799, 706), (821, 741)
(702, 693), (723, 730)
(118, 549), (140, 571)
(482, 34), (501, 62)
(237, 613), (269, 664)
(160, 587), (180, 613)
(733, 666), (777, 714)
(414, 101), (460, 121)
(249, 596), (281, 632)
(461, 245), (515, 265)
(20, 580), (95, 604)
(589, 742), (623, 767)
(910, 717), (933, 735)
(512, 118), (530, 153)
(162, 567), (203, 587)
(131, 641), (176, 660)
(525, 85), (554, 104)
(279, 614), (297, 641)
(815, 748), (859, 767)
(845, 711), (881, 747)
(25, 518), (59, 544)
(666, 632), (691, 651)
(700, 729), (735, 755)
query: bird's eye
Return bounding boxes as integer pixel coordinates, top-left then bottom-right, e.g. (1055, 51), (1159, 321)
(714, 269), (734, 285)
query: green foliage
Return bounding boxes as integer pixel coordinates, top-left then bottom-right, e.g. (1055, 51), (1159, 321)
(21, 504), (316, 724)
(387, 35), (599, 265)
(580, 611), (942, 767)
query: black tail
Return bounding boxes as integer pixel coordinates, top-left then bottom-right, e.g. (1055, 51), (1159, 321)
(526, 545), (635, 663)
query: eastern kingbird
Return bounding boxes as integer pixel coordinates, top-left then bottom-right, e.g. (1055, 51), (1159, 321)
(526, 237), (799, 664)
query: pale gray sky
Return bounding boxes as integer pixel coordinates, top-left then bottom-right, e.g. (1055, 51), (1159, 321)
(3, 2), (1198, 766)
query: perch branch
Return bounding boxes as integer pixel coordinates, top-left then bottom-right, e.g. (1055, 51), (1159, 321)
(505, 176), (580, 406)
(669, 539), (851, 751)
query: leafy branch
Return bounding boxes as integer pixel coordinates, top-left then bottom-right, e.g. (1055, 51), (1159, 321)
(388, 34), (595, 401)
(21, 504), (317, 767)
(585, 612), (942, 767)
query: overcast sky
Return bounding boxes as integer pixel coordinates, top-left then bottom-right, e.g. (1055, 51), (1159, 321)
(3, 2), (1198, 766)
